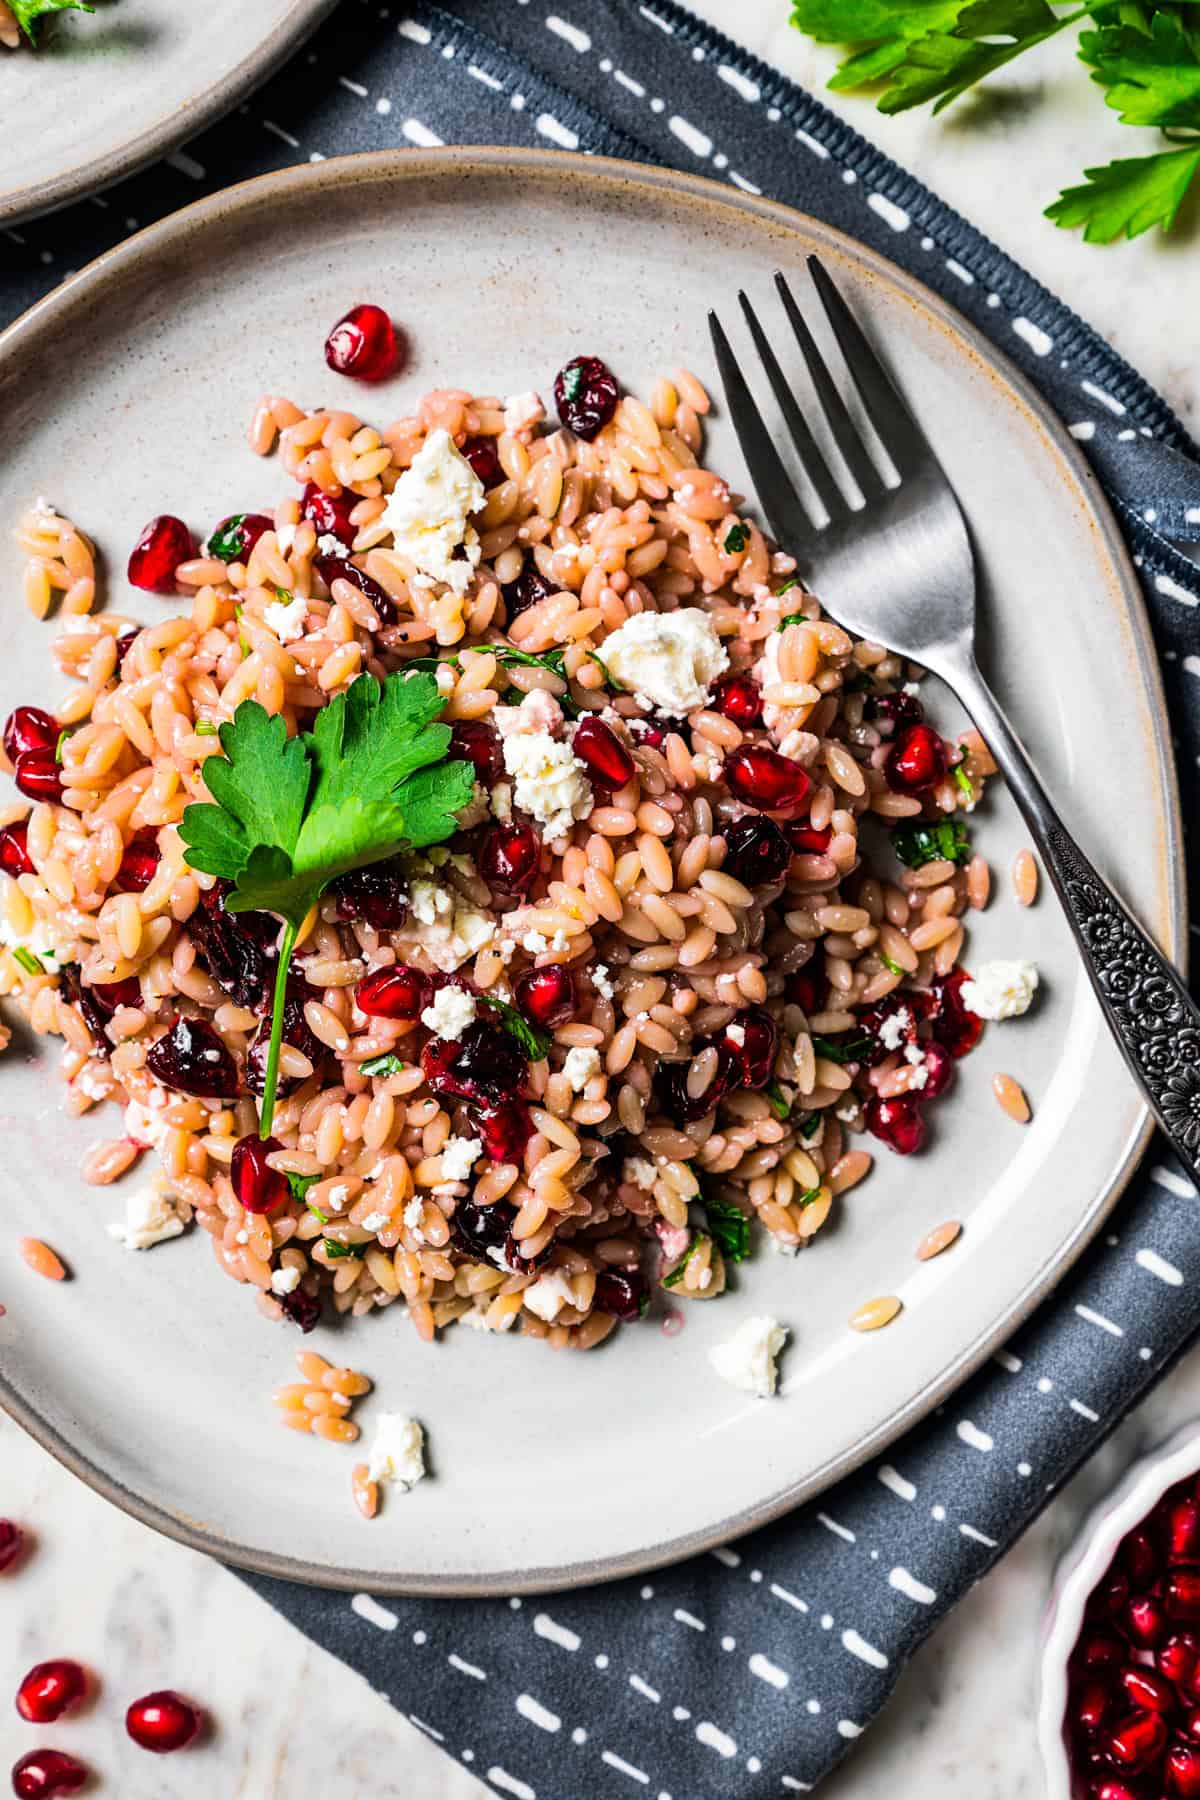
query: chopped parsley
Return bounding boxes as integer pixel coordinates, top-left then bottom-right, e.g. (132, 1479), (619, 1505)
(233, 605), (250, 660)
(704, 1196), (751, 1264)
(776, 610), (807, 631)
(12, 946), (44, 976)
(723, 523), (749, 555)
(359, 1051), (406, 1078)
(798, 1113), (823, 1140)
(479, 993), (552, 1060)
(194, 721), (219, 737)
(797, 1184), (823, 1207)
(812, 1033), (873, 1065)
(54, 728), (70, 764)
(285, 1171), (325, 1219)
(662, 1231), (706, 1289)
(879, 950), (905, 979)
(890, 817), (971, 870)
(776, 577), (799, 597)
(321, 1238), (358, 1260)
(952, 762), (974, 801)
(207, 515), (250, 563)
(765, 1078), (792, 1122)
(11, 0), (94, 44)
(561, 363), (584, 403)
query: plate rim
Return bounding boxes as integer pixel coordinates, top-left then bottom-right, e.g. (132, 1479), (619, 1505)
(0, 0), (339, 228)
(0, 144), (1184, 1595)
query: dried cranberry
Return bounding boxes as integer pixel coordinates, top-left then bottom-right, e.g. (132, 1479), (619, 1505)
(0, 821), (34, 878)
(927, 969), (983, 1059)
(724, 1007), (777, 1090)
(865, 690), (924, 732)
(917, 1039), (954, 1100)
(514, 964), (576, 1030)
(57, 962), (110, 1042)
(279, 1286), (321, 1332)
(864, 1093), (926, 1155)
(478, 821), (541, 895)
(13, 749), (62, 802)
(117, 831), (159, 893)
(655, 1041), (740, 1124)
(452, 1197), (515, 1261)
(1161, 1634), (1200, 1687)
(594, 1267), (647, 1322)
(784, 943), (826, 1016)
(711, 674), (762, 727)
(356, 964), (431, 1021)
(1118, 1665), (1177, 1715)
(472, 1098), (534, 1164)
(15, 1660), (87, 1724)
(330, 860), (408, 931)
(785, 822), (833, 855)
(461, 436), (503, 487)
(125, 1687), (203, 1753)
(502, 555), (556, 622)
(450, 719), (503, 786)
(231, 1134), (288, 1215)
(3, 706), (57, 763)
(301, 482), (356, 548)
(128, 515), (196, 593)
(885, 722), (948, 795)
(421, 1019), (529, 1106)
(1122, 1527), (1163, 1589)
(1105, 1708), (1168, 1772)
(1071, 1676), (1117, 1735)
(145, 1017), (239, 1099)
(207, 512), (273, 563)
(572, 716), (635, 790)
(722, 814), (791, 888)
(725, 745), (812, 816)
(90, 975), (141, 1015)
(1167, 1572), (1200, 1621)
(313, 555), (396, 625)
(189, 885), (272, 1009)
(1167, 1744), (1200, 1798)
(246, 983), (323, 1097)
(10, 1750), (88, 1799)
(324, 304), (398, 382)
(0, 1520), (24, 1572)
(554, 355), (619, 441)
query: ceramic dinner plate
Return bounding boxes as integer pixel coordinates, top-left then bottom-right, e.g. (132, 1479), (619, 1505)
(0, 150), (1183, 1595)
(0, 0), (336, 227)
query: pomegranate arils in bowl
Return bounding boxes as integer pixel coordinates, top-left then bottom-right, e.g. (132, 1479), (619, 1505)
(13, 749), (63, 803)
(1167, 1743), (1200, 1796)
(3, 705), (57, 763)
(1122, 1526), (1162, 1588)
(1162, 1635), (1200, 1687)
(1106, 1708), (1169, 1771)
(1169, 1497), (1200, 1563)
(15, 1660), (87, 1724)
(127, 514), (196, 593)
(125, 1687), (203, 1753)
(884, 721), (948, 795)
(231, 1134), (288, 1215)
(554, 355), (619, 441)
(324, 303), (399, 381)
(725, 745), (812, 816)
(572, 715), (634, 789)
(10, 1750), (89, 1799)
(1126, 1593), (1168, 1648)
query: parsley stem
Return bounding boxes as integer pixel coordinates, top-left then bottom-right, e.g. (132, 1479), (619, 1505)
(259, 917), (298, 1141)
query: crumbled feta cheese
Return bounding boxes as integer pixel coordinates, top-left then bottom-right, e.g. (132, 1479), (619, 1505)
(403, 1195), (424, 1232)
(262, 594), (309, 643)
(360, 1210), (391, 1234)
(550, 929), (569, 953)
(274, 522), (297, 556)
(380, 427), (483, 595)
(522, 930), (549, 954)
(316, 532), (345, 557)
(503, 390), (545, 434)
(441, 1135), (483, 1181)
(522, 1268), (577, 1322)
(107, 1183), (186, 1252)
(122, 1097), (170, 1149)
(562, 1046), (601, 1092)
(421, 984), (476, 1040)
(502, 731), (593, 841)
(409, 879), (448, 925)
(591, 963), (614, 1002)
(878, 1008), (911, 1052)
(365, 1414), (427, 1492)
(709, 1315), (789, 1398)
(599, 608), (729, 717)
(270, 1265), (302, 1296)
(835, 1097), (861, 1122)
(498, 938), (516, 964)
(235, 1228), (249, 1245)
(726, 1022), (746, 1048)
(403, 884), (495, 971)
(490, 780), (513, 822)
(492, 688), (564, 739)
(624, 1157), (658, 1191)
(961, 959), (1039, 1022)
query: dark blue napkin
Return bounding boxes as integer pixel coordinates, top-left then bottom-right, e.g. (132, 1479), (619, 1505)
(5, 3), (1200, 1794)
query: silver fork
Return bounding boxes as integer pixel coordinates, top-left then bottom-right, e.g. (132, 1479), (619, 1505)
(710, 258), (1200, 1176)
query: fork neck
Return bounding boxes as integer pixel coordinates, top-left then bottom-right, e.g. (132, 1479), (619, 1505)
(935, 650), (1058, 842)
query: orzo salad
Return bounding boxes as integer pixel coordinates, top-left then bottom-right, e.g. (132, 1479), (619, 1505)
(1, 301), (1035, 1379)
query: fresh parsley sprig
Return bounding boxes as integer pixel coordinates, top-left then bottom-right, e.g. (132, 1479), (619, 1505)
(179, 670), (473, 1138)
(11, 0), (93, 43)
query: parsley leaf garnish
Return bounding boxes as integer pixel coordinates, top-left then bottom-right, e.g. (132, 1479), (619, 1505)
(1045, 144), (1200, 242)
(479, 993), (552, 1060)
(723, 523), (750, 555)
(890, 817), (971, 869)
(704, 1196), (751, 1263)
(11, 0), (93, 43)
(285, 1171), (321, 1206)
(952, 762), (974, 800)
(54, 728), (70, 764)
(179, 670), (472, 1135)
(359, 1051), (406, 1078)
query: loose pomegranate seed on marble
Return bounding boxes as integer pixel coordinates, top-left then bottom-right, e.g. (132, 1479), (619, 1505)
(116, 831), (159, 893)
(514, 964), (576, 1030)
(0, 1520), (24, 1573)
(1105, 1707), (1169, 1771)
(314, 555), (397, 625)
(125, 1687), (203, 1753)
(0, 822), (34, 878)
(478, 820), (540, 895)
(725, 745), (812, 816)
(572, 715), (634, 789)
(13, 749), (62, 803)
(1167, 1743), (1200, 1798)
(502, 555), (556, 622)
(355, 964), (431, 1022)
(471, 1097), (534, 1165)
(10, 1751), (88, 1800)
(324, 304), (399, 382)
(300, 481), (356, 547)
(330, 859), (408, 931)
(722, 815), (792, 888)
(711, 673), (762, 727)
(15, 1660), (87, 1724)
(884, 721), (948, 795)
(864, 1093), (926, 1156)
(461, 436), (503, 487)
(3, 706), (57, 763)
(145, 1017), (239, 1099)
(231, 1134), (288, 1215)
(594, 1267), (647, 1322)
(127, 515), (196, 593)
(553, 355), (619, 441)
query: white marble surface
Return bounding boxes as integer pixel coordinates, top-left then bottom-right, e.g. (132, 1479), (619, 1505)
(4, 4), (1198, 1796)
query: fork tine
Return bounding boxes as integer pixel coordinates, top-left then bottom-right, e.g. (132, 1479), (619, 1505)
(806, 255), (930, 477)
(736, 291), (844, 524)
(707, 309), (817, 546)
(773, 271), (887, 503)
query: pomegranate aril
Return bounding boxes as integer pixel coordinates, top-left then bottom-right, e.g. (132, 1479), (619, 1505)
(91, 975), (141, 1014)
(145, 1017), (239, 1099)
(461, 436), (503, 487)
(725, 745), (812, 816)
(655, 1041), (740, 1124)
(502, 555), (556, 622)
(355, 964), (431, 1022)
(1105, 1708), (1169, 1771)
(127, 514), (196, 593)
(301, 481), (357, 547)
(725, 1007), (778, 1090)
(1075, 1629), (1129, 1676)
(1089, 1571), (1132, 1621)
(554, 355), (620, 441)
(572, 715), (635, 789)
(330, 859), (408, 930)
(1184, 1706), (1200, 1741)
(784, 943), (826, 1017)
(0, 1520), (24, 1572)
(0, 821), (34, 878)
(884, 722), (948, 795)
(315, 554), (396, 625)
(927, 968), (984, 1059)
(1088, 1783), (1148, 1800)
(866, 689), (924, 732)
(3, 706), (57, 763)
(10, 1750), (88, 1799)
(279, 1286), (321, 1333)
(449, 719), (503, 787)
(918, 1040), (955, 1100)
(117, 832), (159, 893)
(1072, 1677), (1117, 1735)
(1123, 1527), (1163, 1589)
(324, 303), (398, 381)
(125, 1687), (203, 1753)
(722, 815), (792, 888)
(1161, 1633), (1200, 1687)
(116, 627), (140, 665)
(231, 1134), (288, 1215)
(471, 1098), (534, 1165)
(13, 748), (63, 802)
(15, 1660), (87, 1724)
(1167, 1572), (1200, 1622)
(188, 886), (271, 1009)
(1169, 1500), (1200, 1565)
(514, 964), (576, 1030)
(453, 1197), (516, 1261)
(785, 822), (833, 854)
(478, 821), (540, 895)
(1119, 1664), (1177, 1715)
(711, 673), (762, 727)
(865, 1093), (926, 1155)
(1125, 1592), (1168, 1649)
(207, 512), (273, 564)
(421, 1019), (529, 1106)
(1167, 1743), (1200, 1798)
(594, 1267), (647, 1322)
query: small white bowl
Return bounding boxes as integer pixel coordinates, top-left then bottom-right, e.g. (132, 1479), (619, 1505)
(1038, 1420), (1200, 1799)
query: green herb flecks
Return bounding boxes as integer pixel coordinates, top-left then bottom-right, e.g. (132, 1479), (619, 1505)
(890, 816), (971, 869)
(765, 1078), (793, 1122)
(11, 0), (93, 44)
(233, 605), (251, 660)
(704, 1195), (751, 1264)
(723, 523), (750, 555)
(207, 515), (249, 563)
(797, 1184), (824, 1207)
(879, 950), (906, 978)
(359, 1051), (406, 1079)
(561, 363), (584, 403)
(662, 1231), (705, 1289)
(777, 610), (807, 631)
(952, 761), (974, 801)
(322, 1238), (358, 1260)
(194, 721), (219, 737)
(776, 577), (800, 597)
(812, 1032), (873, 1065)
(12, 946), (44, 976)
(54, 728), (70, 764)
(479, 993), (552, 1061)
(285, 1170), (323, 1215)
(798, 1113), (823, 1140)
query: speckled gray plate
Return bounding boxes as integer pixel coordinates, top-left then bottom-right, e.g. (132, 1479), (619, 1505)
(0, 0), (336, 227)
(0, 150), (1183, 1594)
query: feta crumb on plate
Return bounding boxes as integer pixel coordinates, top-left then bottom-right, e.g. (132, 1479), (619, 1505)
(420, 983), (476, 1040)
(365, 1414), (427, 1492)
(562, 1046), (601, 1092)
(599, 607), (729, 717)
(709, 1315), (789, 1398)
(380, 427), (483, 595)
(107, 1183), (186, 1251)
(960, 959), (1039, 1022)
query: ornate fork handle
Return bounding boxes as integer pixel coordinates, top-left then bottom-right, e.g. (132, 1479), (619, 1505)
(949, 655), (1200, 1175)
